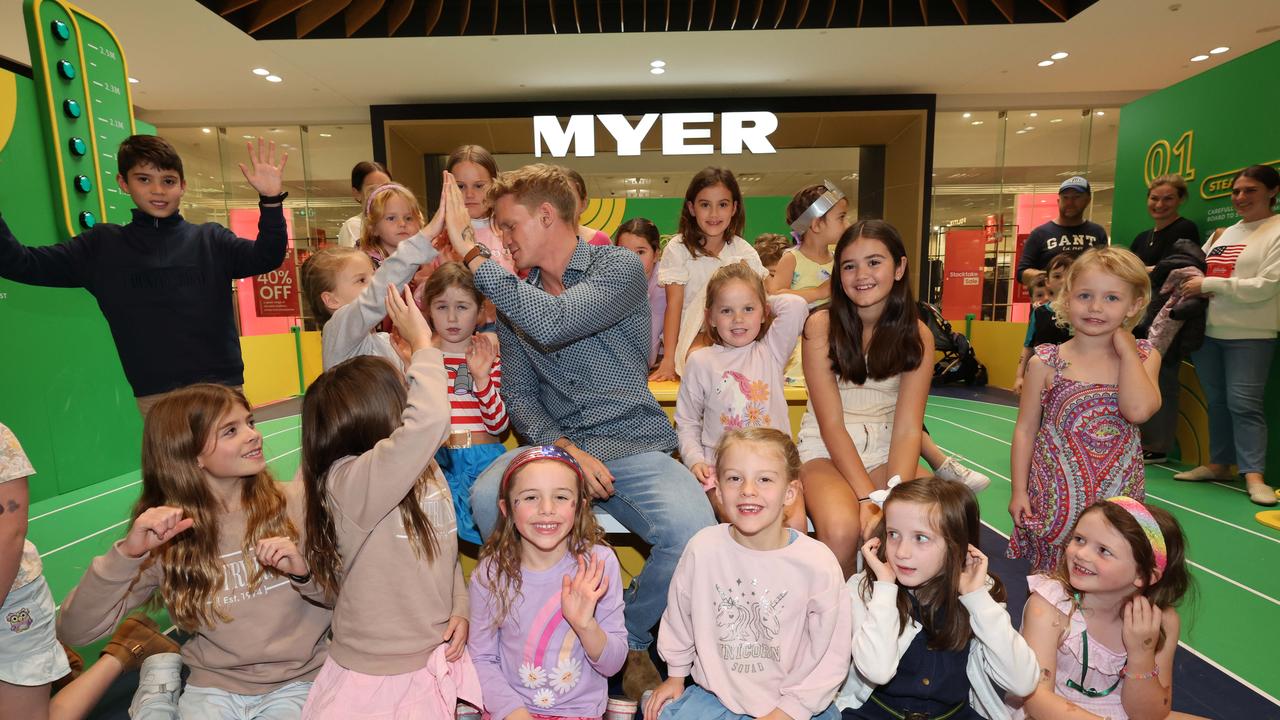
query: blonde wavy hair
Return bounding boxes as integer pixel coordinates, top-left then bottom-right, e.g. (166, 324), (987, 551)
(137, 385), (295, 630)
(300, 247), (367, 328)
(359, 183), (425, 254)
(1051, 246), (1151, 331)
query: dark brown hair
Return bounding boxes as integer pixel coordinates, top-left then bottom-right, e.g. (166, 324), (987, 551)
(350, 161), (390, 190)
(1050, 500), (1192, 650)
(1235, 164), (1280, 208)
(859, 477), (1004, 651)
(301, 356), (441, 602)
(138, 385), (294, 629)
(786, 184), (829, 225)
(564, 167), (588, 202)
(118, 135), (184, 181)
(614, 217), (661, 251)
(825, 219), (923, 383)
(753, 232), (791, 268)
(678, 167), (746, 259)
(704, 262), (773, 344)
(446, 145), (499, 180)
(1047, 251), (1077, 276)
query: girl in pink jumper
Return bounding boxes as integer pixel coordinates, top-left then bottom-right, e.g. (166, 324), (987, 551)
(674, 263), (807, 524)
(468, 446), (627, 720)
(647, 429), (850, 720)
(1008, 498), (1195, 720)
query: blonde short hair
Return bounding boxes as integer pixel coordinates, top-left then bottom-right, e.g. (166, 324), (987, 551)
(715, 428), (802, 482)
(1148, 173), (1188, 200)
(486, 163), (577, 224)
(1051, 246), (1151, 330)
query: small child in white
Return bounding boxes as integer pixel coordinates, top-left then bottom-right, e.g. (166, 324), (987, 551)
(646, 428), (851, 720)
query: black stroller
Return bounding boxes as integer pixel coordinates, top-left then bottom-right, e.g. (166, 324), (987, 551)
(917, 302), (988, 387)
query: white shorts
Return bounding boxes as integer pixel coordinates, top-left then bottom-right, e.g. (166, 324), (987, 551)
(796, 417), (893, 470)
(0, 576), (71, 686)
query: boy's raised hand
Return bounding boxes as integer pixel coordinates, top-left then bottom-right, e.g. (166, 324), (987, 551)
(120, 506), (194, 558)
(238, 138), (288, 198)
(386, 284), (432, 352)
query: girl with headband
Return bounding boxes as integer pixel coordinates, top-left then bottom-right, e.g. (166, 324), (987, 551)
(1008, 497), (1196, 720)
(769, 182), (843, 310)
(468, 446), (627, 720)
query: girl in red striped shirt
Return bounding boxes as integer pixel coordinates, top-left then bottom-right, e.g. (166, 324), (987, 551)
(424, 262), (510, 545)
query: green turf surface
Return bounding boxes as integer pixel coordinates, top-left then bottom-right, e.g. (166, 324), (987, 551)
(25, 402), (1280, 704)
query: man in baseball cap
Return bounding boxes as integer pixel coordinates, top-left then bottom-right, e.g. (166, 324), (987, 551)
(1016, 175), (1109, 286)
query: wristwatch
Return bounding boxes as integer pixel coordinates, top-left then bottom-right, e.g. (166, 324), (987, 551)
(462, 239), (491, 267)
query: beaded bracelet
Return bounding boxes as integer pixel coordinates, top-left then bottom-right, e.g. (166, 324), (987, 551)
(1122, 665), (1160, 681)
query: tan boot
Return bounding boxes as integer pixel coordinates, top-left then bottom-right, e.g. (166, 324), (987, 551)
(100, 615), (180, 673)
(621, 648), (662, 701)
(51, 642), (83, 692)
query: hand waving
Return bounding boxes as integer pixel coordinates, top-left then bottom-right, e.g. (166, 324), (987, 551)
(561, 554), (609, 633)
(238, 138), (288, 197)
(466, 333), (497, 385)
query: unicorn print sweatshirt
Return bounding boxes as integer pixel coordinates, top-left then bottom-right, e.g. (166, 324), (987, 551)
(675, 293), (807, 479)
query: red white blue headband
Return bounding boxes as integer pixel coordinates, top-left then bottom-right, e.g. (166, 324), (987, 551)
(500, 445), (586, 496)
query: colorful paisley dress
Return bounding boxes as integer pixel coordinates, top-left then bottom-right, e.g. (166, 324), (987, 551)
(1008, 341), (1150, 573)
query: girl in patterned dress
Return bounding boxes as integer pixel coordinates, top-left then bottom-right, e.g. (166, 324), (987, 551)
(1009, 247), (1162, 573)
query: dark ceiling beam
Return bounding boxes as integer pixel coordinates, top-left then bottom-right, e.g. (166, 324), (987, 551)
(424, 0), (442, 34)
(1038, 0), (1067, 21)
(918, 0), (927, 24)
(823, 0), (836, 27)
(772, 0), (787, 29)
(990, 0), (1015, 23)
(218, 0), (257, 15)
(458, 0), (471, 34)
(385, 0), (411, 34)
(751, 0), (763, 29)
(951, 0), (968, 24)
(247, 0), (309, 33)
(344, 0), (384, 36)
(795, 0), (809, 28)
(295, 0), (350, 37)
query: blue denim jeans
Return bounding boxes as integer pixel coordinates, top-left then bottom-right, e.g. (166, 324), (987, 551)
(471, 447), (715, 649)
(659, 684), (840, 720)
(1192, 336), (1276, 474)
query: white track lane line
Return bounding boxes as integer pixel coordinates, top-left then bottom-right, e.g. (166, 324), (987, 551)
(927, 399), (1017, 423)
(38, 519), (130, 557)
(924, 413), (1280, 547)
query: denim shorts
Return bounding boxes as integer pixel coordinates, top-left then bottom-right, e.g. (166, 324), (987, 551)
(0, 576), (71, 686)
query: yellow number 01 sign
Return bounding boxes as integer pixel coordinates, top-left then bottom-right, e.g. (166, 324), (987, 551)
(1143, 130), (1196, 188)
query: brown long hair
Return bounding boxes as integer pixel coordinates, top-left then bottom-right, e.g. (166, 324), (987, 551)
(477, 457), (607, 627)
(300, 356), (440, 602)
(859, 477), (1003, 651)
(825, 219), (923, 383)
(137, 385), (294, 630)
(678, 167), (746, 259)
(1049, 501), (1192, 650)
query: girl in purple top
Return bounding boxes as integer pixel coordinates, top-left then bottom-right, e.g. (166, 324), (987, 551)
(468, 447), (627, 720)
(614, 218), (666, 369)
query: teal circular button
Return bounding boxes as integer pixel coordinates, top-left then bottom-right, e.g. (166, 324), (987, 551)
(57, 60), (76, 79)
(74, 175), (92, 193)
(79, 211), (96, 228)
(63, 99), (81, 118)
(69, 137), (87, 155)
(51, 20), (70, 41)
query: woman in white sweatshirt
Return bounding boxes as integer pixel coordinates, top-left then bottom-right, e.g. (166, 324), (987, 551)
(1175, 164), (1280, 506)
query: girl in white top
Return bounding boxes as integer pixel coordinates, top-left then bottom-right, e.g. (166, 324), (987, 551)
(651, 167), (768, 379)
(675, 262), (808, 523)
(798, 220), (934, 578)
(336, 161), (391, 248)
(1175, 164), (1280, 504)
(841, 477), (1039, 720)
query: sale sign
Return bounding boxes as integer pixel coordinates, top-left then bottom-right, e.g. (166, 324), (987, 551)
(252, 255), (300, 317)
(942, 229), (986, 321)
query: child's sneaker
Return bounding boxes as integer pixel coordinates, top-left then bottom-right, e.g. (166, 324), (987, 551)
(101, 614), (180, 673)
(935, 456), (991, 492)
(129, 652), (183, 718)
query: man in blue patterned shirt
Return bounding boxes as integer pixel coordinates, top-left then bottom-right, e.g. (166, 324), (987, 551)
(443, 163), (715, 698)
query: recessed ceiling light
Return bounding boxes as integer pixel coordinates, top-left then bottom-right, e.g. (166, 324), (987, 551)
(128, 77), (138, 83)
(319, 133), (332, 138)
(650, 67), (665, 75)
(201, 127), (211, 133)
(971, 120), (984, 126)
(962, 112), (972, 118)
(1025, 126), (1035, 130)
(1190, 54), (1209, 62)
(1016, 129), (1027, 135)
(1050, 51), (1069, 60)
(1095, 111), (1105, 116)
(265, 75), (283, 82)
(1050, 118), (1063, 123)
(1028, 112), (1039, 117)
(650, 59), (666, 68)
(252, 68), (270, 76)
(1210, 46), (1229, 54)
(242, 134), (254, 139)
(1038, 60), (1055, 67)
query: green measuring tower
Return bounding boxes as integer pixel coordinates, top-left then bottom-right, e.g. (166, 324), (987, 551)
(23, 0), (137, 237)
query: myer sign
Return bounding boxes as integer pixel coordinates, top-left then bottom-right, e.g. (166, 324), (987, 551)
(533, 112), (778, 157)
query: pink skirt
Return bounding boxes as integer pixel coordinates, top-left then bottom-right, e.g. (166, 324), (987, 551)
(303, 646), (482, 720)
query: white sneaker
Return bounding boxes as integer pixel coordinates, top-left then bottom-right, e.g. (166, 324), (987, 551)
(129, 652), (182, 718)
(936, 456), (991, 492)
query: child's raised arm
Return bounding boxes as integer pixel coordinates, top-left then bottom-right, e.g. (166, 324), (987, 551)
(1114, 333), (1161, 424)
(1010, 354), (1049, 528)
(0, 215), (92, 288)
(763, 293), (808, 367)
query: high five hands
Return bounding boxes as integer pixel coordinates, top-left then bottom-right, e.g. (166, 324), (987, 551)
(238, 138), (288, 198)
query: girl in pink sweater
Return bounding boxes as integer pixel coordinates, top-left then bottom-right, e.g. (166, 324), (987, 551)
(646, 428), (850, 720)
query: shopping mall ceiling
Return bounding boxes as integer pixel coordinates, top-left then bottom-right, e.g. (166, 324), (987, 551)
(200, 0), (1097, 39)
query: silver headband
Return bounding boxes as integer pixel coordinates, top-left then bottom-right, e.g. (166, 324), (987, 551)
(788, 180), (846, 235)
